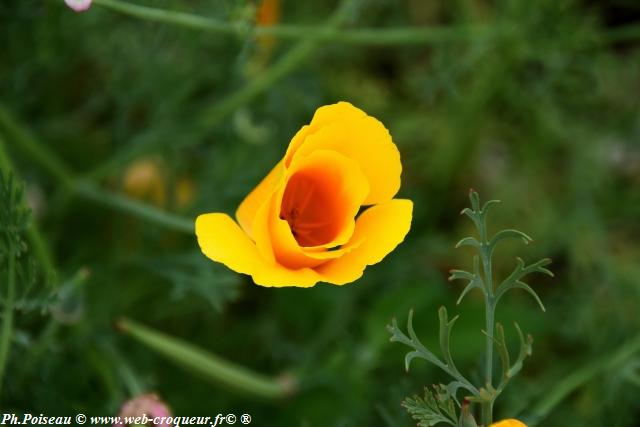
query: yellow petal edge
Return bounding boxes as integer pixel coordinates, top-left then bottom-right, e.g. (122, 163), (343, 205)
(490, 420), (527, 427)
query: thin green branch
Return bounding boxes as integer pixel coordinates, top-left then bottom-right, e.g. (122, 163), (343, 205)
(472, 193), (497, 427)
(0, 102), (193, 234)
(86, 36), (323, 178)
(452, 190), (550, 426)
(388, 310), (479, 397)
(116, 318), (294, 399)
(523, 333), (640, 426)
(87, 0), (359, 180)
(0, 104), (74, 188)
(92, 0), (506, 46)
(73, 182), (193, 233)
(482, 301), (495, 425)
(198, 38), (321, 129)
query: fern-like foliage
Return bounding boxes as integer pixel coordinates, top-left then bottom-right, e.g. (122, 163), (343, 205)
(135, 252), (240, 312)
(387, 307), (478, 400)
(402, 385), (458, 427)
(0, 172), (29, 261)
(0, 172), (51, 311)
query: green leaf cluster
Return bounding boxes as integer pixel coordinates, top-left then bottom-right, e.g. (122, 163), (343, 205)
(402, 385), (458, 427)
(389, 191), (553, 425)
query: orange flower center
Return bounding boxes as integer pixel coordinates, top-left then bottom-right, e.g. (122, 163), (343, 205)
(280, 172), (342, 247)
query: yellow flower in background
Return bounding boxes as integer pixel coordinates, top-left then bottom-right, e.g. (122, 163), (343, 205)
(490, 419), (527, 427)
(123, 159), (195, 209)
(196, 102), (413, 287)
(123, 159), (166, 206)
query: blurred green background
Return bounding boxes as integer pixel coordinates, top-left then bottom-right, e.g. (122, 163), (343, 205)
(1, 0), (640, 425)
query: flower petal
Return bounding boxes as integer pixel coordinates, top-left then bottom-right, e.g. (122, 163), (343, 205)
(253, 150), (369, 269)
(253, 193), (365, 270)
(308, 102), (368, 135)
(196, 213), (320, 287)
(280, 149), (369, 248)
(285, 102), (401, 205)
(252, 264), (320, 288)
(196, 213), (264, 276)
(283, 103), (366, 166)
(315, 199), (413, 285)
(235, 160), (284, 239)
(283, 125), (310, 167)
(489, 420), (527, 427)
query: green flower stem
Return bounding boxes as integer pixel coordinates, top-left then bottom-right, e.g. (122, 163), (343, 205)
(0, 104), (74, 188)
(0, 133), (56, 277)
(477, 202), (495, 426)
(73, 182), (193, 233)
(116, 318), (295, 400)
(0, 103), (193, 234)
(198, 38), (321, 130)
(87, 0), (358, 180)
(482, 299), (495, 425)
(0, 256), (15, 397)
(91, 0), (505, 46)
(91, 0), (640, 45)
(523, 333), (640, 426)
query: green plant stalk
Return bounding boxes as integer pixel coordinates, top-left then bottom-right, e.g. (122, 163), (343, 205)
(91, 0), (505, 46)
(482, 299), (495, 425)
(73, 182), (193, 233)
(0, 103), (193, 234)
(116, 318), (294, 399)
(523, 333), (640, 426)
(479, 225), (495, 426)
(0, 256), (15, 397)
(87, 0), (358, 180)
(199, 39), (316, 130)
(91, 0), (640, 46)
(0, 104), (74, 188)
(86, 38), (318, 178)
(398, 192), (550, 424)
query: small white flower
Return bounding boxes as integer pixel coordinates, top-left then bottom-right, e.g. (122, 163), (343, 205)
(64, 0), (92, 12)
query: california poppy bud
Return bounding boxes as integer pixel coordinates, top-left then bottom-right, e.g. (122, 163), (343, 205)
(64, 0), (91, 12)
(458, 399), (478, 427)
(113, 393), (171, 427)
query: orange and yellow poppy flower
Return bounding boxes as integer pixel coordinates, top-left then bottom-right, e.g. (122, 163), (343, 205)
(196, 102), (412, 287)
